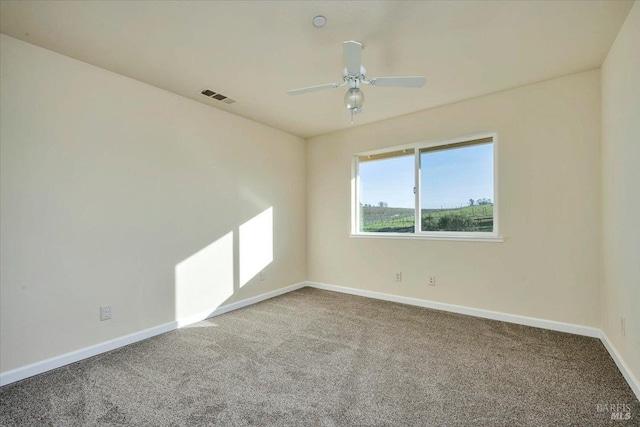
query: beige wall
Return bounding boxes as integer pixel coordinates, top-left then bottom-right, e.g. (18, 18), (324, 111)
(307, 70), (602, 327)
(0, 35), (306, 373)
(601, 2), (640, 383)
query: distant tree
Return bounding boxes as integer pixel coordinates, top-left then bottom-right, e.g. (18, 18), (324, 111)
(477, 198), (492, 205)
(378, 201), (388, 208)
(469, 199), (475, 206)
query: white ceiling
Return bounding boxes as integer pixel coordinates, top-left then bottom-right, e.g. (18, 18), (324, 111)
(0, 1), (633, 138)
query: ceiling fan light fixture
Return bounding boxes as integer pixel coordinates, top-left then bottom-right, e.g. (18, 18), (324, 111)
(344, 87), (364, 110)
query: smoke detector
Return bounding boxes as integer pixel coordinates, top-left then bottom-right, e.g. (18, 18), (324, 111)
(313, 16), (327, 27)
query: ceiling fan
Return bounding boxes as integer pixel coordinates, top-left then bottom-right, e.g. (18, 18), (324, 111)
(287, 41), (426, 119)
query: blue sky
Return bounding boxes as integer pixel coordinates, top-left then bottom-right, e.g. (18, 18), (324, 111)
(359, 144), (493, 209)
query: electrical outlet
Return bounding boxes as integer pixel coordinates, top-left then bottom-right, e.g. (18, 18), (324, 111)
(100, 306), (112, 321)
(259, 271), (265, 281)
(621, 317), (626, 337)
(395, 272), (402, 282)
(428, 276), (436, 286)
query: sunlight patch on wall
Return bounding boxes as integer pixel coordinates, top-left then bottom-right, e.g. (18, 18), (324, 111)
(239, 207), (273, 287)
(175, 232), (234, 321)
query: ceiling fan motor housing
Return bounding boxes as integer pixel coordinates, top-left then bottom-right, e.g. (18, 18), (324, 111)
(343, 66), (366, 88)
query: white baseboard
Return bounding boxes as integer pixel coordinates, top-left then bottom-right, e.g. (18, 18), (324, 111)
(0, 321), (176, 387)
(600, 331), (640, 402)
(305, 281), (640, 400)
(3, 279), (637, 403)
(0, 281), (306, 387)
(175, 281), (307, 328)
(305, 281), (601, 337)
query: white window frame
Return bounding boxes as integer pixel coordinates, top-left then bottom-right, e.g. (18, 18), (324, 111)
(351, 132), (503, 242)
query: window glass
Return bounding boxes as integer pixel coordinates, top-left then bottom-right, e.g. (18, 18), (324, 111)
(420, 142), (493, 232)
(358, 152), (415, 233)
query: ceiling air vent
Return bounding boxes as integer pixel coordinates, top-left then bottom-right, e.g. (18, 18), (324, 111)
(200, 89), (237, 105)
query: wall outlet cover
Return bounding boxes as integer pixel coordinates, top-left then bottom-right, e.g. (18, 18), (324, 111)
(100, 306), (112, 321)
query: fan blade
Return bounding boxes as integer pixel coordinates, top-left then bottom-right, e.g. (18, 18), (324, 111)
(343, 41), (362, 76)
(369, 76), (426, 88)
(287, 82), (341, 96)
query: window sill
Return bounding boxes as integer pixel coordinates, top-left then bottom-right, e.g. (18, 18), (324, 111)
(350, 233), (504, 243)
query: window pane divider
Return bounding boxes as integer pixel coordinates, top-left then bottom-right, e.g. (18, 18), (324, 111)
(414, 147), (421, 233)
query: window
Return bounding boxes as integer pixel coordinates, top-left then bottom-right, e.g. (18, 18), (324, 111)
(352, 134), (500, 241)
(358, 150), (415, 233)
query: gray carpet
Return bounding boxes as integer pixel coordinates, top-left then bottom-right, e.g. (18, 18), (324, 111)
(1, 288), (638, 426)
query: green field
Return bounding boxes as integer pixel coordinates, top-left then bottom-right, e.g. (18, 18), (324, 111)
(361, 204), (493, 233)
